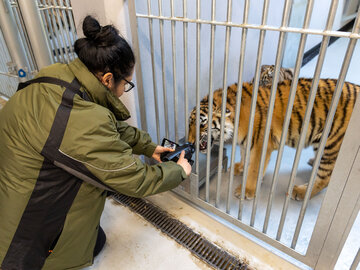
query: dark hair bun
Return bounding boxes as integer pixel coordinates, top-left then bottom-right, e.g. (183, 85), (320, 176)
(74, 15), (135, 82)
(82, 15), (101, 40)
(82, 15), (119, 47)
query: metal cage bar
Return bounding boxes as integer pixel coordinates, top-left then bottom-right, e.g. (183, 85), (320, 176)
(146, 0), (161, 144)
(205, 0), (216, 203)
(183, 0), (189, 142)
(170, 0), (178, 143)
(350, 248), (360, 270)
(238, 0), (270, 220)
(131, 0), (360, 267)
(263, 0), (315, 234)
(276, 0), (340, 242)
(250, 0), (293, 227)
(193, 0), (201, 197)
(291, 10), (360, 249)
(135, 14), (360, 40)
(157, 0), (169, 140)
(215, 0), (233, 208)
(226, 0), (249, 214)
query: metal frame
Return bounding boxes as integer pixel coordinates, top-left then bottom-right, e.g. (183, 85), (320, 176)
(128, 0), (360, 268)
(0, 0), (77, 97)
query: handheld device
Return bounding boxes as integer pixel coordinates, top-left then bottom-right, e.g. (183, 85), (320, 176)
(160, 138), (195, 166)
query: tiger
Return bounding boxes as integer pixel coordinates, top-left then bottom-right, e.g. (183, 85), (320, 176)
(251, 65), (294, 87)
(188, 79), (359, 200)
(252, 65), (315, 166)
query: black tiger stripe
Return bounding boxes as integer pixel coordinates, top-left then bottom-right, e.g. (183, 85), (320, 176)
(243, 84), (252, 97)
(324, 133), (345, 150)
(318, 165), (333, 172)
(308, 110), (317, 144)
(258, 89), (267, 105)
(338, 83), (351, 137)
(322, 150), (340, 158)
(290, 138), (296, 148)
(240, 135), (247, 145)
(295, 110), (303, 136)
(317, 171), (333, 180)
(288, 118), (293, 143)
(319, 158), (337, 165)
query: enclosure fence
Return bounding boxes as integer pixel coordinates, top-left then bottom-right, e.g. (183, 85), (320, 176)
(0, 0), (76, 97)
(128, 0), (360, 269)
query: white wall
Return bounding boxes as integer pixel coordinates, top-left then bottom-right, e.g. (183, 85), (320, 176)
(71, 0), (138, 127)
(283, 0), (346, 68)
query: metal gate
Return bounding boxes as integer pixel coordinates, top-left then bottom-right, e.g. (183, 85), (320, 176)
(127, 0), (360, 268)
(0, 0), (76, 97)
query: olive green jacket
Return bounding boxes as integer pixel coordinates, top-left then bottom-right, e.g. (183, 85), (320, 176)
(0, 58), (186, 270)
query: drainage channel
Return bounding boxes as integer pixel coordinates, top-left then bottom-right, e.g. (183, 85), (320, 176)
(112, 193), (248, 270)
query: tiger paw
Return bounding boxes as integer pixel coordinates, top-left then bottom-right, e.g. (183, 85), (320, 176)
(292, 184), (308, 200)
(234, 186), (255, 200)
(234, 162), (244, 175)
(307, 158), (314, 167)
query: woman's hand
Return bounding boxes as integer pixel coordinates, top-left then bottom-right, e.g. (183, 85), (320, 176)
(152, 145), (174, 162)
(177, 151), (192, 177)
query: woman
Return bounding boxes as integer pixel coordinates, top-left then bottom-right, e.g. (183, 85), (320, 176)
(0, 16), (191, 270)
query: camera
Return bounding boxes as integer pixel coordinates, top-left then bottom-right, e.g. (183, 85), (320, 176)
(160, 138), (195, 166)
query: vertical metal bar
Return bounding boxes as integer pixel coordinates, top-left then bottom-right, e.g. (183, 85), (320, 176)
(291, 14), (360, 249)
(215, 0), (233, 208)
(147, 0), (161, 144)
(65, 0), (77, 47)
(263, 0), (314, 234)
(158, 0), (169, 139)
(0, 0), (30, 82)
(128, 0), (148, 132)
(238, 0), (270, 220)
(38, 1), (56, 64)
(43, 0), (59, 62)
(170, 0), (178, 143)
(17, 0), (53, 68)
(12, 1), (37, 72)
(183, 0), (189, 142)
(226, 0), (249, 213)
(52, 0), (70, 63)
(49, 3), (66, 63)
(250, 0), (293, 227)
(205, 0), (216, 203)
(350, 248), (360, 270)
(59, 0), (74, 61)
(277, 0), (340, 241)
(192, 0), (201, 197)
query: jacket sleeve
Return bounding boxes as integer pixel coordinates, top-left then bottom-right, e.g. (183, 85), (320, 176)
(116, 120), (157, 158)
(57, 110), (187, 197)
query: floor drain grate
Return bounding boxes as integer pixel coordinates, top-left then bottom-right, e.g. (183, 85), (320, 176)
(112, 193), (248, 270)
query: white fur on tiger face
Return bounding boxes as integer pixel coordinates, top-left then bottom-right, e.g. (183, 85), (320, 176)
(189, 90), (235, 153)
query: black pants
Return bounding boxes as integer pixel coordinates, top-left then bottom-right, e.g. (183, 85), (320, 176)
(93, 226), (106, 257)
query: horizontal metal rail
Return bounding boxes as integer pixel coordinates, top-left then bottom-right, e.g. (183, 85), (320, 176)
(136, 14), (360, 39)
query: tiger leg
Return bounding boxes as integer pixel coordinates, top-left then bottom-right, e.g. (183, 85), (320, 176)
(235, 144), (272, 199)
(234, 145), (246, 175)
(292, 144), (338, 200)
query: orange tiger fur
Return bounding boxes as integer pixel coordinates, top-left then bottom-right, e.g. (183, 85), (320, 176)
(188, 79), (359, 200)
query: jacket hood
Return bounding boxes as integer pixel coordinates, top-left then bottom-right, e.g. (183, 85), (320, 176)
(68, 58), (131, 121)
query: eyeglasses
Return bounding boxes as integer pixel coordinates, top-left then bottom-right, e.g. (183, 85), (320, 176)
(123, 78), (135, 92)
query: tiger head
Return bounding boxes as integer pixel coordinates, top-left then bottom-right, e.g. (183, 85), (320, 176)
(259, 65), (275, 86)
(188, 84), (238, 153)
